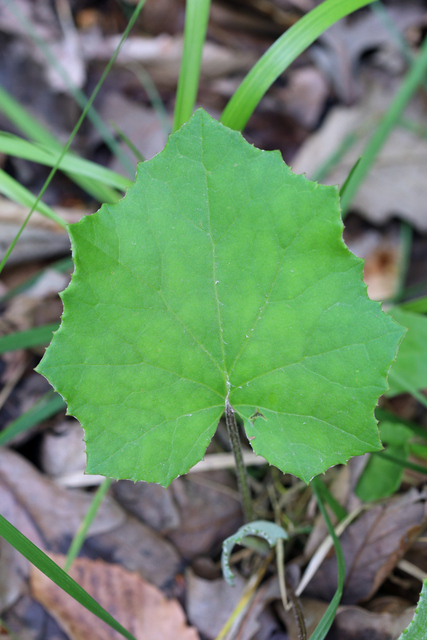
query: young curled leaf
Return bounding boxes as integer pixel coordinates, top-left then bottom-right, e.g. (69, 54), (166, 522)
(221, 520), (288, 586)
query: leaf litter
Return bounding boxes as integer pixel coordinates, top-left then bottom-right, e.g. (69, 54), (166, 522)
(1, 1), (427, 638)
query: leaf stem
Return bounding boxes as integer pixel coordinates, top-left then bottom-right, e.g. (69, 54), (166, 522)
(225, 398), (253, 523)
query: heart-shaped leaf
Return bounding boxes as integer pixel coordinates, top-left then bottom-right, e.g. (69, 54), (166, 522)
(37, 109), (404, 486)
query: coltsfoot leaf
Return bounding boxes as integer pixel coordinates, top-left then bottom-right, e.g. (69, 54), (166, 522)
(37, 109), (404, 486)
(398, 579), (427, 639)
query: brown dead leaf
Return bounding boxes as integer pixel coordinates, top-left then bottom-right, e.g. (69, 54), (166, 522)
(344, 223), (402, 302)
(1, 594), (69, 640)
(30, 554), (199, 640)
(40, 419), (87, 478)
(186, 570), (246, 640)
(99, 95), (167, 170)
(168, 473), (243, 559)
(277, 597), (328, 640)
(0, 449), (180, 587)
(113, 480), (181, 534)
(114, 471), (242, 560)
(311, 5), (424, 104)
(0, 448), (124, 549)
(327, 604), (415, 640)
(84, 513), (181, 589)
(306, 489), (427, 604)
(0, 197), (88, 266)
(291, 75), (427, 231)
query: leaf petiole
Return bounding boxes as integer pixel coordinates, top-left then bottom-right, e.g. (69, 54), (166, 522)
(225, 398), (253, 523)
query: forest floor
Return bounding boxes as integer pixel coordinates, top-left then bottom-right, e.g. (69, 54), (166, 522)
(1, 1), (427, 639)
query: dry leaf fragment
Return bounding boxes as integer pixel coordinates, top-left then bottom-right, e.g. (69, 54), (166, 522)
(306, 489), (427, 604)
(31, 554), (199, 640)
(328, 604), (415, 640)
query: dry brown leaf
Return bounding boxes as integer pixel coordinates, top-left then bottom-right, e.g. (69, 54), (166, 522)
(186, 570), (246, 640)
(0, 197), (88, 265)
(311, 5), (424, 103)
(30, 554), (199, 640)
(306, 489), (427, 604)
(291, 76), (427, 231)
(0, 448), (125, 548)
(40, 420), (87, 478)
(84, 513), (181, 588)
(328, 604), (415, 640)
(277, 597), (329, 640)
(113, 471), (242, 559)
(0, 449), (180, 587)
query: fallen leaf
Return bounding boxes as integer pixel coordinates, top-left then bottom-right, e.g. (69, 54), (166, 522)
(40, 419), (87, 478)
(277, 596), (328, 640)
(311, 5), (424, 103)
(84, 514), (181, 589)
(0, 197), (87, 266)
(306, 489), (427, 604)
(291, 78), (427, 231)
(328, 604), (415, 640)
(0, 448), (124, 549)
(113, 471), (242, 559)
(167, 474), (242, 559)
(30, 554), (199, 640)
(186, 570), (246, 640)
(1, 594), (69, 640)
(98, 95), (167, 168)
(0, 448), (180, 588)
(113, 479), (181, 535)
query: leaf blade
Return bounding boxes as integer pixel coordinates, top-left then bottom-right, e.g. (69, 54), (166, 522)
(37, 110), (404, 486)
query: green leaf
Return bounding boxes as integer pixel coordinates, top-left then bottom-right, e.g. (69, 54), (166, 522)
(387, 307), (427, 396)
(355, 421), (413, 502)
(37, 109), (404, 486)
(398, 579), (427, 640)
(221, 520), (288, 586)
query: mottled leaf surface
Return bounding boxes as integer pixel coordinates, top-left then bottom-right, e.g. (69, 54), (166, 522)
(37, 109), (404, 486)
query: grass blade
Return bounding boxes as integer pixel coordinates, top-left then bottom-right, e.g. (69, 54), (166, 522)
(400, 297), (427, 314)
(0, 515), (136, 640)
(1, 0), (135, 177)
(340, 33), (427, 212)
(0, 392), (65, 447)
(130, 66), (171, 136)
(0, 169), (66, 228)
(310, 476), (346, 640)
(312, 132), (359, 184)
(0, 86), (121, 204)
(311, 477), (347, 521)
(0, 324), (60, 355)
(377, 452), (427, 476)
(64, 478), (113, 572)
(172, 0), (211, 131)
(221, 0), (376, 131)
(0, 133), (131, 192)
(0, 0), (147, 275)
(388, 370), (427, 410)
